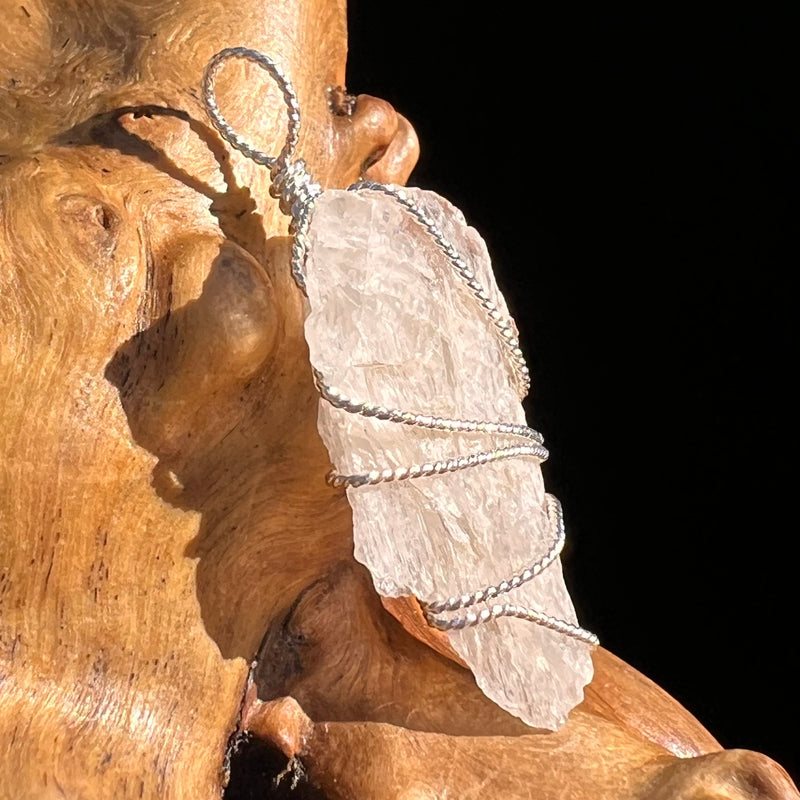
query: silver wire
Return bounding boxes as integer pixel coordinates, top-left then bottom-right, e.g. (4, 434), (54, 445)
(202, 47), (320, 291)
(352, 181), (530, 400)
(202, 47), (300, 173)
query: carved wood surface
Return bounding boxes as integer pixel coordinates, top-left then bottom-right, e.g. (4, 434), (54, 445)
(0, 2), (796, 798)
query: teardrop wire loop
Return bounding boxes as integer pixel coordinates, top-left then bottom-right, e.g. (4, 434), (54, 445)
(202, 47), (321, 292)
(201, 47), (597, 647)
(203, 47), (300, 173)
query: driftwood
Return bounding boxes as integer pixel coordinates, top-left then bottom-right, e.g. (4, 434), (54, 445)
(0, 1), (796, 798)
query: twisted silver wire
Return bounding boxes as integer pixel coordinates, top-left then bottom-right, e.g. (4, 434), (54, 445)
(426, 493), (566, 615)
(202, 47), (300, 174)
(201, 48), (597, 648)
(315, 369), (543, 444)
(423, 497), (598, 646)
(202, 47), (320, 291)
(316, 368), (549, 489)
(428, 600), (600, 645)
(352, 181), (531, 400)
(328, 443), (550, 489)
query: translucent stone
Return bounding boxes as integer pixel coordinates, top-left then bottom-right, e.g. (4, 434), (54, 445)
(303, 186), (593, 730)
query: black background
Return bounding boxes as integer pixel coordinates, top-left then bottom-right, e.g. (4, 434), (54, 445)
(347, 2), (796, 779)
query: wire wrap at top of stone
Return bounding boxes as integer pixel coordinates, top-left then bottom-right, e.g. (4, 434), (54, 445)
(202, 47), (321, 291)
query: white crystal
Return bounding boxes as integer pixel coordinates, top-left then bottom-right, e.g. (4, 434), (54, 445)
(303, 186), (593, 730)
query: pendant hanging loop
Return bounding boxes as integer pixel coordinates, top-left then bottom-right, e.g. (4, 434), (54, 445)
(202, 47), (320, 292)
(202, 47), (302, 179)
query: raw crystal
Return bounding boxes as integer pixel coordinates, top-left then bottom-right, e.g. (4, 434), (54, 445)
(303, 186), (594, 730)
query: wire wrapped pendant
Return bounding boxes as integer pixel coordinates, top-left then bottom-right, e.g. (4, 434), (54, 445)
(203, 47), (597, 730)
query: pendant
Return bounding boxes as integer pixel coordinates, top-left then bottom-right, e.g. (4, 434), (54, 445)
(203, 48), (597, 731)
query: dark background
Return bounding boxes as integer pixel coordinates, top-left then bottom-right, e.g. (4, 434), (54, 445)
(348, 2), (796, 780)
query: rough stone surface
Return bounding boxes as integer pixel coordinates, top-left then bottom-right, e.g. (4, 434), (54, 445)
(303, 186), (593, 730)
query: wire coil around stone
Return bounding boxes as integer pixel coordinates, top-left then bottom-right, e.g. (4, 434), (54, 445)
(202, 46), (598, 648)
(316, 371), (597, 644)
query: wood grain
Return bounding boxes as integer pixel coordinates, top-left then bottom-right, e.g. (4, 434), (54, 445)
(0, 2), (795, 798)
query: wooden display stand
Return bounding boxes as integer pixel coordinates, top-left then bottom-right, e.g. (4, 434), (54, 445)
(0, 2), (795, 797)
